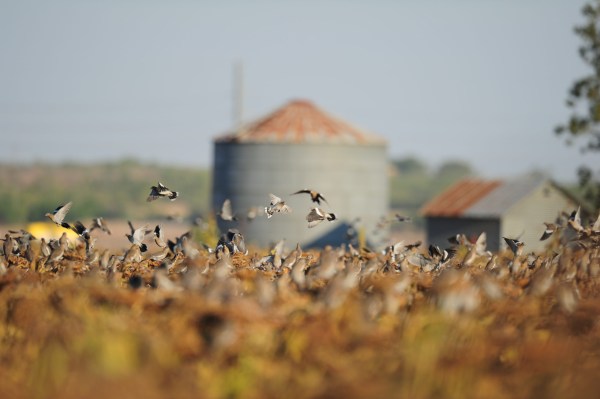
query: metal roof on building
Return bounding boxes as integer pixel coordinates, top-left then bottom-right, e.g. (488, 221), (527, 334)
(465, 175), (546, 217)
(420, 179), (502, 217)
(421, 175), (578, 219)
(215, 99), (387, 145)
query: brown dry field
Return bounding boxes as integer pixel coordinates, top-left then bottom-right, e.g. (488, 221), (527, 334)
(0, 225), (599, 399)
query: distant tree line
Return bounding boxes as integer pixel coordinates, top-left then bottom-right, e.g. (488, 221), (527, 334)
(0, 159), (211, 224)
(0, 157), (474, 225)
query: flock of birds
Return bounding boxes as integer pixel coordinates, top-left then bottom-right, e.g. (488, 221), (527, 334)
(1, 181), (600, 318)
(217, 188), (336, 227)
(0, 182), (340, 273)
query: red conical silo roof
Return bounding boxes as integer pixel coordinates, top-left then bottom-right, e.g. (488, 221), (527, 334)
(215, 99), (386, 145)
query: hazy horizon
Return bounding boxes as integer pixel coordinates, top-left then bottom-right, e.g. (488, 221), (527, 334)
(1, 0), (596, 182)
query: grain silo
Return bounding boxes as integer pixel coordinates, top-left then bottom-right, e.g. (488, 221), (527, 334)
(212, 99), (388, 248)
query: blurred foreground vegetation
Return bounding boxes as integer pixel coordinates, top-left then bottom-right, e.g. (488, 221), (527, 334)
(0, 157), (476, 226)
(1, 226), (599, 398)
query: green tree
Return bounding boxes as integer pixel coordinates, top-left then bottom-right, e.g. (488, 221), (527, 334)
(392, 156), (428, 175)
(556, 1), (600, 210)
(434, 160), (473, 182)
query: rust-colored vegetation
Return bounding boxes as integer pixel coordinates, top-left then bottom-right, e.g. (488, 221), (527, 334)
(1, 231), (600, 399)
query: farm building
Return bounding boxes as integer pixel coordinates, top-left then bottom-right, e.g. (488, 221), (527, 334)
(421, 175), (583, 252)
(212, 99), (388, 248)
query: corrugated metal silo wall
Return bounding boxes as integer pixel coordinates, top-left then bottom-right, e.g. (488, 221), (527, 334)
(212, 142), (388, 248)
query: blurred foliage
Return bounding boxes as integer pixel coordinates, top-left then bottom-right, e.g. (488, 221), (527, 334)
(555, 1), (600, 211)
(2, 244), (600, 398)
(0, 159), (211, 224)
(435, 160), (473, 182)
(391, 156), (428, 175)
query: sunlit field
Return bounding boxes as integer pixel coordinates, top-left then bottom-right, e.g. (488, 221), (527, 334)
(1, 219), (599, 399)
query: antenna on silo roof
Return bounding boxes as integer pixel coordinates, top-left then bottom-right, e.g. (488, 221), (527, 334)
(233, 60), (244, 133)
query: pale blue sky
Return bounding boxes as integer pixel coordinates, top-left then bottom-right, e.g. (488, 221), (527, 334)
(0, 0), (595, 181)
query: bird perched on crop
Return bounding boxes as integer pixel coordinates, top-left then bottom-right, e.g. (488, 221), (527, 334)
(123, 244), (143, 263)
(292, 189), (328, 205)
(2, 234), (17, 263)
(45, 202), (73, 228)
(503, 237), (525, 257)
(281, 242), (303, 270)
(47, 232), (69, 263)
(90, 217), (111, 235)
(40, 238), (51, 259)
(147, 182), (178, 202)
(265, 194), (292, 218)
(306, 207), (336, 228)
(217, 229), (247, 255)
(7, 230), (36, 255)
(229, 230), (247, 255)
(218, 199), (237, 221)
